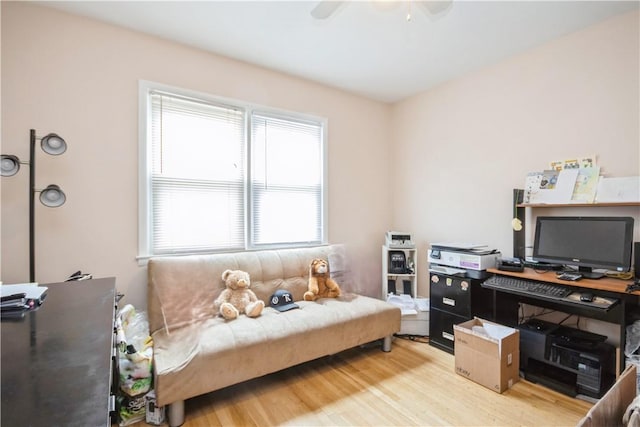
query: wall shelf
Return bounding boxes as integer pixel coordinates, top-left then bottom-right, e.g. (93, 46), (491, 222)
(518, 202), (640, 208)
(513, 189), (640, 260)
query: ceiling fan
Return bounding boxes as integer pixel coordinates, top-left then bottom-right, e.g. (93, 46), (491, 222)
(310, 1), (453, 20)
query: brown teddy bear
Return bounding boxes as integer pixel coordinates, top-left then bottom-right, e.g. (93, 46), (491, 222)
(303, 258), (342, 301)
(214, 269), (264, 320)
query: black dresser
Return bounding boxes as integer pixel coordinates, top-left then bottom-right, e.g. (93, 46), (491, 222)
(1, 277), (117, 427)
(429, 273), (494, 353)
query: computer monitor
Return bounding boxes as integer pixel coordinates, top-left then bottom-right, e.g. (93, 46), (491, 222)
(532, 216), (634, 279)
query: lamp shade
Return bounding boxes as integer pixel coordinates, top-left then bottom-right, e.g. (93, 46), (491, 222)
(1, 155), (21, 177)
(39, 184), (66, 207)
(40, 133), (67, 156)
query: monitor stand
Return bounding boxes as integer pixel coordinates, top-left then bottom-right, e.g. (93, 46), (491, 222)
(578, 267), (604, 280)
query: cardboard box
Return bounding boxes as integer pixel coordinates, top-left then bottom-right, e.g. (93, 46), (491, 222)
(454, 317), (520, 393)
(577, 364), (636, 426)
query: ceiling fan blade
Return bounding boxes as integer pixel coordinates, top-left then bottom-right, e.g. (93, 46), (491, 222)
(310, 1), (344, 19)
(418, 0), (453, 16)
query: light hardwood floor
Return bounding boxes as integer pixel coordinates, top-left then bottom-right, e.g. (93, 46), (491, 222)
(140, 337), (593, 426)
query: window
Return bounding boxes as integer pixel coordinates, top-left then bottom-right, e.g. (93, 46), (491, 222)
(139, 81), (327, 259)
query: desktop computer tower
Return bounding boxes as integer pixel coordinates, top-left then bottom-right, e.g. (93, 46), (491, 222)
(517, 319), (558, 370)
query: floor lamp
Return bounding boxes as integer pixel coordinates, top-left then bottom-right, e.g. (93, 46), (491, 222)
(1, 129), (67, 283)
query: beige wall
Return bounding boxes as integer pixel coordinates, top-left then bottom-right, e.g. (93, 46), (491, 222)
(1, 2), (392, 307)
(2, 3), (639, 309)
(392, 10), (640, 297)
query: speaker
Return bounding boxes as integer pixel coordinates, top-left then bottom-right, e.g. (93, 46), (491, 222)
(635, 242), (640, 279)
(387, 279), (395, 295)
(388, 251), (408, 274)
(403, 280), (412, 295)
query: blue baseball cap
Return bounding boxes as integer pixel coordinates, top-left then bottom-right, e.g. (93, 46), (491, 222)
(270, 289), (299, 312)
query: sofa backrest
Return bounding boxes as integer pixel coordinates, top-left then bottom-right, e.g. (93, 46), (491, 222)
(147, 244), (349, 333)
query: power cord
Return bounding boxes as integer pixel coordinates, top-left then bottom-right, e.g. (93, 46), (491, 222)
(608, 270), (635, 280)
(395, 334), (429, 344)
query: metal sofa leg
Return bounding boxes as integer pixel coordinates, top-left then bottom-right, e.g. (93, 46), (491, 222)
(382, 335), (392, 352)
(168, 400), (185, 427)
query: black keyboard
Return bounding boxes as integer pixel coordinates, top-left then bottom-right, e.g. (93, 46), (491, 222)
(482, 275), (572, 299)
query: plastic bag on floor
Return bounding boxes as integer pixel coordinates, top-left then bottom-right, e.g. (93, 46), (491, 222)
(116, 304), (154, 426)
(626, 320), (640, 357)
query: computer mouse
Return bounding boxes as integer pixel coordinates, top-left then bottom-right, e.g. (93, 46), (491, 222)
(580, 292), (594, 302)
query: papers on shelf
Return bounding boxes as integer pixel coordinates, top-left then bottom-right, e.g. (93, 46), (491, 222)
(549, 155), (597, 171)
(570, 167), (600, 204)
(386, 294), (429, 316)
(595, 176), (640, 203)
(523, 172), (542, 203)
(528, 169), (579, 204)
(524, 155), (638, 204)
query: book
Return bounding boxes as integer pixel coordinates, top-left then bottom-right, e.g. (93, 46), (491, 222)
(523, 172), (543, 203)
(539, 169), (559, 190)
(1, 292), (26, 303)
(595, 176), (640, 202)
(529, 169), (579, 204)
(1, 294), (28, 310)
(570, 167), (600, 204)
(549, 155), (597, 171)
(1, 283), (47, 304)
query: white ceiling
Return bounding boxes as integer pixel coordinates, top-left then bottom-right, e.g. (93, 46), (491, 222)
(39, 1), (639, 103)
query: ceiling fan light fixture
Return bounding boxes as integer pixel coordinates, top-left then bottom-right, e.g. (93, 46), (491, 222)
(372, 0), (401, 12)
(311, 0), (453, 20)
(418, 0), (453, 16)
(310, 0), (344, 19)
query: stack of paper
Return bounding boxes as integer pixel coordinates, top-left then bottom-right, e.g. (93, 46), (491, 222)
(386, 294), (418, 315)
(1, 283), (48, 305)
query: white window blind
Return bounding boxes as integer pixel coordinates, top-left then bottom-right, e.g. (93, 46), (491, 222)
(140, 82), (327, 258)
(250, 112), (324, 247)
(150, 92), (245, 254)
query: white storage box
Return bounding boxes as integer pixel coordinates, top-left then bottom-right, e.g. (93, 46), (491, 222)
(399, 297), (429, 336)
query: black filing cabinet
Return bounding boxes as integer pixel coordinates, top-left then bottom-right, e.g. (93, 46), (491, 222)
(429, 273), (494, 354)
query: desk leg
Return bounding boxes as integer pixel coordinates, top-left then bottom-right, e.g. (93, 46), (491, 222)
(619, 298), (627, 376)
(494, 291), (519, 327)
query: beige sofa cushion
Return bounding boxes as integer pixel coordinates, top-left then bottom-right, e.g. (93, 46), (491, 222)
(148, 245), (349, 334)
(152, 295), (400, 406)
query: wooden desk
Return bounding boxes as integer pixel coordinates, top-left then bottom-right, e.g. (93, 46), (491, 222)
(487, 267), (638, 296)
(486, 268), (638, 373)
(1, 277), (117, 427)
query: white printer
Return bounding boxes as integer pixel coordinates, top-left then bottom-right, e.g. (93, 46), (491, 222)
(428, 242), (500, 279)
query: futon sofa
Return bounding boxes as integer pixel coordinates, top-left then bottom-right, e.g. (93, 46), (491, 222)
(147, 244), (401, 426)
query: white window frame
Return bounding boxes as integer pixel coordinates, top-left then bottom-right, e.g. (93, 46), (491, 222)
(137, 80), (328, 262)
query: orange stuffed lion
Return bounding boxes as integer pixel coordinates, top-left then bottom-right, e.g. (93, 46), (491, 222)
(303, 258), (341, 301)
